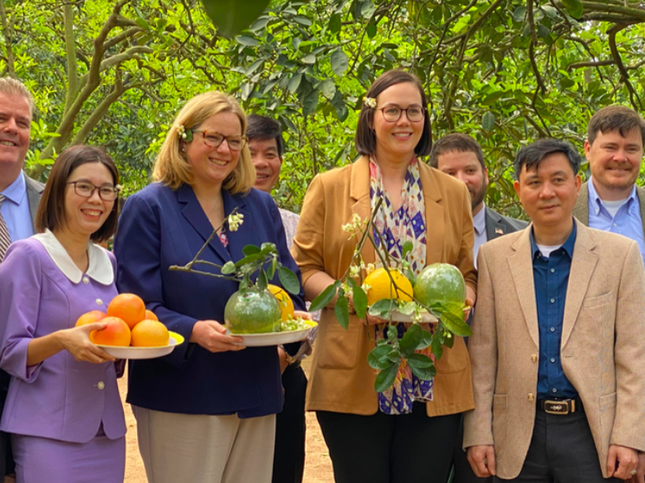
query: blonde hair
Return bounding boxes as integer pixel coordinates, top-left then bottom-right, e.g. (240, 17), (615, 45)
(0, 77), (35, 115)
(153, 91), (255, 194)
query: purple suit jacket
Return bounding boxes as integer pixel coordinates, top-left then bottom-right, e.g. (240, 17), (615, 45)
(0, 237), (126, 443)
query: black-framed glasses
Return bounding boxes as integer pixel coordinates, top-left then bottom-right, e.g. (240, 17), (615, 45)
(67, 181), (120, 201)
(192, 130), (248, 151)
(378, 104), (426, 122)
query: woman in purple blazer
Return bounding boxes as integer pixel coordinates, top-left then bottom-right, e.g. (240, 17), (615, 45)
(113, 91), (305, 483)
(0, 146), (126, 483)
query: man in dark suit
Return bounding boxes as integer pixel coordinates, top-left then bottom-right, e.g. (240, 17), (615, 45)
(0, 76), (44, 482)
(430, 133), (526, 483)
(430, 133), (526, 266)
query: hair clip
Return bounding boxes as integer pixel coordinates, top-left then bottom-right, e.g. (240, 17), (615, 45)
(363, 96), (377, 109)
(177, 124), (193, 142)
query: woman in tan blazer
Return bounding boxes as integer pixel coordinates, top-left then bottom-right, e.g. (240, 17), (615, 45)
(292, 70), (477, 483)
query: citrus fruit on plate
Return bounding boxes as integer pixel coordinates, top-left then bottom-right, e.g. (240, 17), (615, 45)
(226, 322), (318, 347)
(95, 331), (185, 360)
(267, 284), (295, 322)
(413, 263), (466, 306)
(224, 289), (282, 334)
(107, 293), (147, 329)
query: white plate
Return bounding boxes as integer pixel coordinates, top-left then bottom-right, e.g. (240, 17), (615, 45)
(227, 327), (314, 347)
(97, 332), (184, 359)
(373, 310), (438, 323)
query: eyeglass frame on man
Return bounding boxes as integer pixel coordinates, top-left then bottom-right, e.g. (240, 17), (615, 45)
(377, 104), (426, 123)
(67, 181), (120, 201)
(192, 130), (248, 151)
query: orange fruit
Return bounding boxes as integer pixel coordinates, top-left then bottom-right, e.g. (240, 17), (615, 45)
(90, 316), (131, 347)
(75, 310), (107, 327)
(131, 320), (169, 347)
(267, 285), (295, 322)
(363, 268), (414, 305)
(145, 310), (158, 321)
(107, 293), (146, 329)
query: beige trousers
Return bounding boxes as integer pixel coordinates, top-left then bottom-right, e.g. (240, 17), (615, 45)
(133, 405), (276, 483)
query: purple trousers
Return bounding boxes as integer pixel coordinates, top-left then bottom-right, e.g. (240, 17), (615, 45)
(12, 433), (125, 483)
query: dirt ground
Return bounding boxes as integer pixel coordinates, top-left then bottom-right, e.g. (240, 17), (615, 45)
(120, 357), (334, 483)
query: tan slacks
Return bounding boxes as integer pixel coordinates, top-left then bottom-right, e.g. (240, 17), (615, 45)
(133, 405), (276, 483)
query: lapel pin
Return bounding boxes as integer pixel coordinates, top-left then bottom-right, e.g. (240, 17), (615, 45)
(495, 228), (504, 235)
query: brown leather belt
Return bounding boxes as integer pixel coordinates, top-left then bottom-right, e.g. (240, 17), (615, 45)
(537, 397), (582, 415)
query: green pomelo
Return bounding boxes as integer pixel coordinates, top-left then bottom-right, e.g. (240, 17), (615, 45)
(224, 289), (282, 334)
(413, 263), (466, 306)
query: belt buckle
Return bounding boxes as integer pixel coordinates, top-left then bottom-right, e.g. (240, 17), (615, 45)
(544, 399), (573, 415)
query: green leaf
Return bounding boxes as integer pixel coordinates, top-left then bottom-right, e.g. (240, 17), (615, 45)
(369, 299), (396, 319)
(221, 261), (236, 275)
(561, 0), (583, 19)
(330, 90), (348, 121)
(249, 16), (271, 31)
(331, 48), (349, 77)
(352, 285), (368, 319)
(234, 253), (263, 268)
(482, 112), (495, 133)
(387, 324), (398, 341)
(288, 74), (302, 93)
(202, 0), (271, 38)
(267, 257), (277, 280)
(257, 269), (268, 291)
(329, 13), (341, 34)
(293, 15), (312, 26)
(512, 6), (526, 23)
(399, 323), (422, 355)
(277, 267), (300, 295)
(431, 332), (444, 359)
(320, 79), (336, 100)
(335, 295), (350, 330)
(310, 281), (340, 312)
(368, 345), (394, 369)
(374, 361), (400, 393)
(397, 301), (416, 316)
(366, 21), (377, 39)
(302, 53), (316, 65)
(402, 241), (413, 258)
(361, 1), (376, 18)
(406, 353), (435, 369)
(419, 328), (433, 350)
(482, 91), (505, 105)
(444, 332), (455, 348)
(242, 245), (261, 256)
(235, 35), (260, 47)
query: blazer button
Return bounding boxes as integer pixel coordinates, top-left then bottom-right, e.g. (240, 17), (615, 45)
(97, 381), (105, 390)
(531, 354), (538, 363)
(95, 299), (103, 305)
(528, 393), (534, 401)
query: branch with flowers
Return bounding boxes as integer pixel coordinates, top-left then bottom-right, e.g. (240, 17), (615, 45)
(309, 200), (472, 393)
(169, 209), (301, 295)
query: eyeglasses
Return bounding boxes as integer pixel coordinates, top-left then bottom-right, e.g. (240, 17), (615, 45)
(192, 130), (248, 151)
(67, 181), (120, 201)
(378, 105), (426, 123)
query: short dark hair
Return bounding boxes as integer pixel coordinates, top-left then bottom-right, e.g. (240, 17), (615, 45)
(355, 70), (432, 157)
(513, 139), (581, 180)
(246, 114), (284, 157)
(429, 133), (485, 170)
(36, 145), (120, 243)
(587, 105), (645, 146)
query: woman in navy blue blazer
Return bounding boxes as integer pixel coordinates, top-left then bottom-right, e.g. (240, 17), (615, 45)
(113, 91), (305, 483)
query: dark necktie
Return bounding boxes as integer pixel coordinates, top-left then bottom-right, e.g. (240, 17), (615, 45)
(0, 195), (11, 262)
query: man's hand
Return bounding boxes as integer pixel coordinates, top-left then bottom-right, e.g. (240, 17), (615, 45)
(467, 445), (496, 477)
(607, 444), (639, 480)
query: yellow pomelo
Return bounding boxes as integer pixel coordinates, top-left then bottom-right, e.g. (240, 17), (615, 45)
(268, 284), (295, 322)
(363, 268), (413, 306)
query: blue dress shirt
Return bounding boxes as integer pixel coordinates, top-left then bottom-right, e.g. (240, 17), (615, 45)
(530, 223), (578, 399)
(587, 179), (645, 265)
(1, 173), (33, 243)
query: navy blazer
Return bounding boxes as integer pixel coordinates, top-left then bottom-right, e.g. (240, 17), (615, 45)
(114, 183), (305, 418)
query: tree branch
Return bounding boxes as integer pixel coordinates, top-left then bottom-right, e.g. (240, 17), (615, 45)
(103, 26), (143, 50)
(0, 0), (15, 75)
(607, 22), (642, 110)
(63, 3), (78, 116)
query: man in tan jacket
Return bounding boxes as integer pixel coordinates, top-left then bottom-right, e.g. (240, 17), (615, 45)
(464, 138), (645, 482)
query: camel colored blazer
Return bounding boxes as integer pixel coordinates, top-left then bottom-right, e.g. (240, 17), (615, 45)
(292, 156), (477, 416)
(464, 221), (645, 479)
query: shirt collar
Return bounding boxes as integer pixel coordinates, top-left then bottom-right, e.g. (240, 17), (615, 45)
(530, 220), (577, 259)
(472, 204), (486, 236)
(32, 229), (114, 285)
(588, 177), (637, 215)
(0, 172), (27, 205)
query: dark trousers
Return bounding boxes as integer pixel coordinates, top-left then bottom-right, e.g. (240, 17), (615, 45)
(0, 370), (13, 476)
(317, 403), (461, 483)
(271, 363), (307, 483)
(451, 414), (491, 483)
(495, 408), (619, 483)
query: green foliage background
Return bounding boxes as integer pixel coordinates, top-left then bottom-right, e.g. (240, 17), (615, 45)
(2, 0), (645, 217)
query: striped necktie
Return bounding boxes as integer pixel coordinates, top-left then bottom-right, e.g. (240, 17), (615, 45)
(0, 195), (11, 262)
